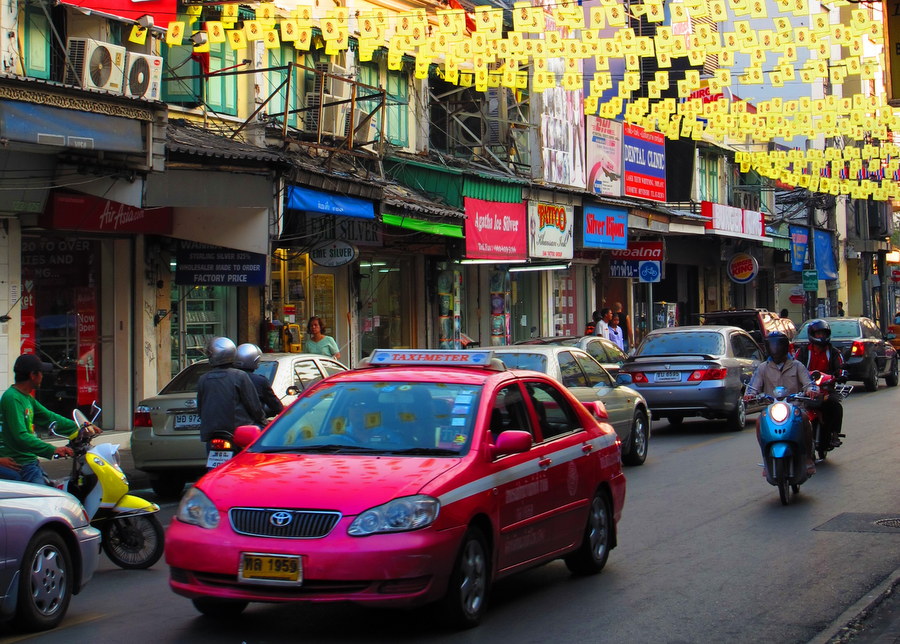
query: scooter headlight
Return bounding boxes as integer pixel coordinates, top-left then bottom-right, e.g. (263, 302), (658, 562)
(769, 402), (790, 424)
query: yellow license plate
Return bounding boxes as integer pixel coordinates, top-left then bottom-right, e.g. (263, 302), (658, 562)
(239, 554), (302, 583)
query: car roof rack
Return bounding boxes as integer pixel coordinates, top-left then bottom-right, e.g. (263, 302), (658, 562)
(358, 349), (506, 371)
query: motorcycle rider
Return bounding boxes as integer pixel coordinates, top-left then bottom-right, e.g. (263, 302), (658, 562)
(745, 332), (816, 473)
(0, 354), (100, 484)
(793, 319), (846, 447)
(197, 337), (266, 455)
(234, 343), (284, 419)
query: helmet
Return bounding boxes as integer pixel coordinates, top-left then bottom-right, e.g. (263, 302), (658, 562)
(206, 336), (236, 367)
(806, 319), (831, 346)
(234, 343), (262, 371)
(765, 331), (790, 358)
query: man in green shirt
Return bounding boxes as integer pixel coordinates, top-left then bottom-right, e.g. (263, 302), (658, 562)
(0, 354), (77, 484)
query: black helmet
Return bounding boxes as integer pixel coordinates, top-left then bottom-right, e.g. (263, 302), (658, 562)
(234, 343), (262, 371)
(807, 319), (831, 346)
(206, 336), (236, 367)
(765, 331), (790, 357)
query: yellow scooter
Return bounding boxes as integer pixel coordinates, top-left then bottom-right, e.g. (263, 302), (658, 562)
(53, 404), (164, 569)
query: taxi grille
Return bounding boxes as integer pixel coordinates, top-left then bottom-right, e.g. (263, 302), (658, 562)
(229, 508), (341, 539)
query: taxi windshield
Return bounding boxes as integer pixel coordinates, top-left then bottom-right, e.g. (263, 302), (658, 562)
(253, 381), (482, 456)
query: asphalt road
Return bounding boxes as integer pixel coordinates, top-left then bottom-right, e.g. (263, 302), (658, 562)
(4, 381), (899, 643)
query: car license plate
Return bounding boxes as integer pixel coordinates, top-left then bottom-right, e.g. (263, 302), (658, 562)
(206, 450), (233, 468)
(174, 413), (200, 430)
(655, 371), (682, 382)
(239, 553), (302, 584)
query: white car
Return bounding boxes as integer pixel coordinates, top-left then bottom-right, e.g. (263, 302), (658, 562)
(0, 481), (101, 633)
(131, 353), (347, 498)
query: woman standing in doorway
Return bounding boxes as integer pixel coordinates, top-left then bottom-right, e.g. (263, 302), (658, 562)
(306, 316), (341, 360)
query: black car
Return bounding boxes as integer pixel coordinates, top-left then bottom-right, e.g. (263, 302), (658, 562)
(793, 317), (898, 392)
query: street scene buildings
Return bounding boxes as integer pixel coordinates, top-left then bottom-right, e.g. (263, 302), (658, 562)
(0, 0), (898, 429)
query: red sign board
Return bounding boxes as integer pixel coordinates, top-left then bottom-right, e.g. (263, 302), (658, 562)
(59, 0), (175, 26)
(891, 269), (900, 283)
(609, 241), (664, 261)
(463, 198), (528, 260)
(41, 192), (173, 235)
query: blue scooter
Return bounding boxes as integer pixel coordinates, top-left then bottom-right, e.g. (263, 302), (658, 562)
(752, 385), (818, 505)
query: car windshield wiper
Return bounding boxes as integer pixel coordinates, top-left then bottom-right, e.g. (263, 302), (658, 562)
(255, 445), (378, 454)
(388, 448), (461, 456)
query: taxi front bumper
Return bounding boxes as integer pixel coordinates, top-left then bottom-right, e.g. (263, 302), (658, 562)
(166, 518), (467, 608)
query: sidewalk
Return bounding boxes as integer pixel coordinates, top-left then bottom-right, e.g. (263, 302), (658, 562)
(809, 567), (900, 644)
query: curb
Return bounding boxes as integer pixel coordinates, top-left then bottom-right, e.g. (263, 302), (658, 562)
(807, 567), (900, 644)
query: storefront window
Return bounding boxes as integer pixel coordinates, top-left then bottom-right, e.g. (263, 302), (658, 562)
(21, 237), (100, 416)
(511, 272), (542, 343)
(360, 257), (412, 354)
(437, 266), (462, 349)
(170, 285), (232, 376)
(552, 269), (577, 336)
(269, 249), (309, 353)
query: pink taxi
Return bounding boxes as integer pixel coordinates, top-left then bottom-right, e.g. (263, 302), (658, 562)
(165, 349), (626, 628)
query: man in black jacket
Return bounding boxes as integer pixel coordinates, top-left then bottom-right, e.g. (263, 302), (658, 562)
(235, 343), (284, 418)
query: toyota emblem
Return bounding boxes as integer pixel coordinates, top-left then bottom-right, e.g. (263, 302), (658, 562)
(270, 511), (293, 527)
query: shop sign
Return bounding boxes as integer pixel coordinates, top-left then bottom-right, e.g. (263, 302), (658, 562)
(586, 116), (623, 197)
(528, 202), (574, 260)
(305, 213), (382, 247)
(727, 253), (759, 284)
(609, 241), (664, 260)
(623, 124), (666, 202)
(41, 192), (173, 234)
(174, 241), (267, 286)
(891, 269), (900, 283)
(802, 269), (819, 291)
(463, 197), (527, 260)
(789, 225), (809, 271)
(701, 201), (768, 242)
(609, 241), (664, 279)
(58, 0), (174, 25)
(582, 204), (627, 250)
(309, 240), (359, 267)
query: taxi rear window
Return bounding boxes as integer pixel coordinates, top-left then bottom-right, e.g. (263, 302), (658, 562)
(253, 381), (482, 456)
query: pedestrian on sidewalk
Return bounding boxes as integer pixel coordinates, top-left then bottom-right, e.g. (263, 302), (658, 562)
(613, 302), (633, 350)
(609, 314), (626, 351)
(594, 308), (612, 339)
(0, 354), (90, 484)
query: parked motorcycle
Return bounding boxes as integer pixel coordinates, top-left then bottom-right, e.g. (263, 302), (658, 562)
(206, 432), (239, 469)
(751, 385), (819, 505)
(52, 403), (164, 569)
(807, 370), (852, 461)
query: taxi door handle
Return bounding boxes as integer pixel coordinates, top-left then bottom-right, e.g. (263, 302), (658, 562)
(582, 444), (593, 454)
(538, 457), (552, 469)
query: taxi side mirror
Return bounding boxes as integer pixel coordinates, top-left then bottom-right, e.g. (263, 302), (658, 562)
(234, 425), (262, 449)
(491, 430), (532, 458)
(581, 400), (609, 420)
(615, 373), (633, 386)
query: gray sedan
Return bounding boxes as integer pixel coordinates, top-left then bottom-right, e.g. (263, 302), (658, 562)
(131, 353), (348, 498)
(620, 325), (766, 431)
(490, 346), (650, 465)
(516, 335), (629, 376)
(0, 482), (101, 633)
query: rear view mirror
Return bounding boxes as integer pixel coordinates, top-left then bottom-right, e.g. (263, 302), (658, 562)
(581, 400), (609, 419)
(234, 425), (262, 448)
(286, 385), (301, 396)
(615, 373), (633, 386)
(491, 430), (532, 457)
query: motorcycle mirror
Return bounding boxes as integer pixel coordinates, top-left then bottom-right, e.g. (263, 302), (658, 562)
(47, 421), (66, 438)
(89, 401), (102, 425)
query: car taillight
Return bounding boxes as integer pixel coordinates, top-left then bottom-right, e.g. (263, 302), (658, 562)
(850, 341), (865, 356)
(688, 368), (727, 381)
(133, 406), (152, 428)
(631, 372), (648, 383)
(210, 437), (234, 451)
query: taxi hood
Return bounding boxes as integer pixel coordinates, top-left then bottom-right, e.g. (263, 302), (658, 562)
(200, 453), (463, 514)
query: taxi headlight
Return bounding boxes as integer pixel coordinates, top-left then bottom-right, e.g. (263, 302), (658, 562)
(176, 487), (220, 529)
(769, 402), (790, 424)
(348, 495), (440, 536)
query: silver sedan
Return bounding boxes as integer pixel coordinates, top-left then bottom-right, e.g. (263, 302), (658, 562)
(131, 353), (348, 498)
(0, 482), (101, 633)
(620, 325), (766, 431)
(490, 345), (650, 466)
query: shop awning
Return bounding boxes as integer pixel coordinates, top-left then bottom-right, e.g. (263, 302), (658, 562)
(286, 185), (375, 219)
(381, 213), (463, 238)
(171, 207), (269, 255)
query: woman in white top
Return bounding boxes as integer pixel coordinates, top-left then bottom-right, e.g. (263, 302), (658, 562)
(608, 314), (625, 351)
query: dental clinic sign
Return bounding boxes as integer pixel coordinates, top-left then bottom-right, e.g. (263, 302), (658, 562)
(623, 124), (667, 202)
(700, 201), (769, 242)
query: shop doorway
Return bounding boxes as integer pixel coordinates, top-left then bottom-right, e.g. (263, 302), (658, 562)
(359, 257), (413, 354)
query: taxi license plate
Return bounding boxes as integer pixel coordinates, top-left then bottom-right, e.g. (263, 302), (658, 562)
(239, 553), (302, 584)
(206, 450), (233, 468)
(655, 371), (682, 382)
(174, 413), (200, 430)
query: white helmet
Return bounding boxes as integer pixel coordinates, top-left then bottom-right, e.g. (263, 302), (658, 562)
(206, 337), (236, 367)
(234, 343), (262, 371)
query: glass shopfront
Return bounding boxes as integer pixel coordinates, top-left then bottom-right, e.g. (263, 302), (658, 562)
(169, 284), (235, 376)
(20, 236), (101, 416)
(511, 271), (542, 343)
(359, 256), (413, 354)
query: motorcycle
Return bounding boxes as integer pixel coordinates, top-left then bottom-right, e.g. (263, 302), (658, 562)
(807, 370), (852, 462)
(206, 432), (238, 469)
(51, 403), (165, 569)
(750, 384), (819, 506)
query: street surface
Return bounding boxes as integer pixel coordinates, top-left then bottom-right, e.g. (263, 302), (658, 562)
(3, 381), (899, 643)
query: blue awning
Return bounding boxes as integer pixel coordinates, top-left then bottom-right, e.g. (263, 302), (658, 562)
(286, 185), (375, 220)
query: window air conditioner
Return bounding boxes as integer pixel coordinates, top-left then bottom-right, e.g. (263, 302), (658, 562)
(65, 38), (127, 93)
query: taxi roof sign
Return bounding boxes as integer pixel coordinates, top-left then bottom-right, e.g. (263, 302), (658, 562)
(365, 349), (504, 370)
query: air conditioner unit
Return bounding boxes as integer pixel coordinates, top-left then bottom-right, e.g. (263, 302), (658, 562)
(303, 93), (321, 132)
(65, 38), (127, 93)
(124, 52), (163, 100)
(315, 61), (349, 96)
(321, 94), (346, 136)
(346, 108), (377, 143)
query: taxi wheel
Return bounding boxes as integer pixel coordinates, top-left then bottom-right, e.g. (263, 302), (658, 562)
(564, 491), (612, 576)
(192, 597), (248, 619)
(622, 410), (648, 466)
(440, 526), (489, 629)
